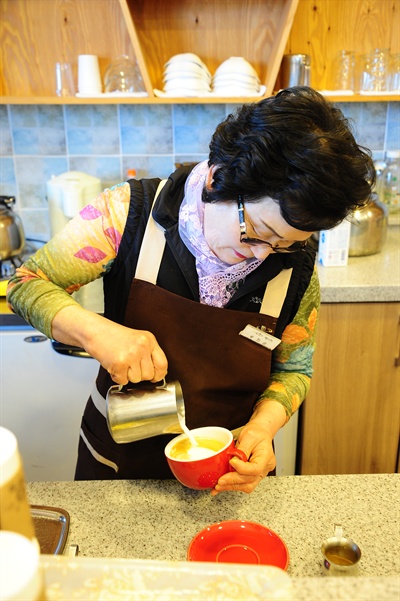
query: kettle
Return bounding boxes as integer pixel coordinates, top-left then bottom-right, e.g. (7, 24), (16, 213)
(349, 195), (388, 257)
(46, 171), (104, 313)
(46, 171), (102, 237)
(0, 196), (26, 260)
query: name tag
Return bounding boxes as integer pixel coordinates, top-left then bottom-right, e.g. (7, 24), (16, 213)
(239, 324), (281, 351)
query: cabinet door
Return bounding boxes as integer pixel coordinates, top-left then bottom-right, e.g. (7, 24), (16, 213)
(299, 302), (400, 474)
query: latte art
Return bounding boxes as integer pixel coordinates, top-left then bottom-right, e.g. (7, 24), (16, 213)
(169, 436), (225, 461)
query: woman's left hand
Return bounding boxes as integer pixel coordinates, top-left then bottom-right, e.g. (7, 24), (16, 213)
(210, 399), (287, 495)
(210, 422), (276, 495)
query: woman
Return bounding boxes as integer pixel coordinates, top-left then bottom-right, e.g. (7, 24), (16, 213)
(7, 87), (374, 493)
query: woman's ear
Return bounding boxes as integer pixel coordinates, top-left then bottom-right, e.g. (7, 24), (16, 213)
(206, 164), (219, 189)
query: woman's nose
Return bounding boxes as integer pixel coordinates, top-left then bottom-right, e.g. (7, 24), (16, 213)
(251, 245), (274, 260)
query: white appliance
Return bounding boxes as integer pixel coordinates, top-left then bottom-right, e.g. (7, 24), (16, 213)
(46, 171), (104, 313)
(274, 412), (299, 476)
(47, 171), (102, 234)
(0, 324), (100, 481)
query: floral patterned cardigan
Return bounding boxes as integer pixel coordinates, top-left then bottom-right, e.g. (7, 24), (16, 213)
(7, 182), (320, 421)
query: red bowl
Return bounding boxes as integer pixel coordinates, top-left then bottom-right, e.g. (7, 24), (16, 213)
(187, 520), (289, 570)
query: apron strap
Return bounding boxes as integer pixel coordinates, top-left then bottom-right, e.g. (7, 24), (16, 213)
(134, 181), (292, 317)
(260, 268), (293, 317)
(134, 179), (168, 283)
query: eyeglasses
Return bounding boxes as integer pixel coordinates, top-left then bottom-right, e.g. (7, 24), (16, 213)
(238, 196), (308, 253)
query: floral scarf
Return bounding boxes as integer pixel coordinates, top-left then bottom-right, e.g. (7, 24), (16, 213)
(178, 161), (262, 307)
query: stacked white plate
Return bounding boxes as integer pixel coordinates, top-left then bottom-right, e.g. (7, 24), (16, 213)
(162, 53), (212, 96)
(212, 56), (261, 96)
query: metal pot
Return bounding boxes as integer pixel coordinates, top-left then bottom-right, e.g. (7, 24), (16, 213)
(0, 196), (26, 260)
(349, 195), (388, 257)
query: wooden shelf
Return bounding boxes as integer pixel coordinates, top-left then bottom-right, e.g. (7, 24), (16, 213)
(1, 0), (399, 105)
(0, 0), (298, 102)
(0, 95), (264, 105)
(285, 0), (400, 92)
(1, 93), (398, 106)
(126, 0), (298, 97)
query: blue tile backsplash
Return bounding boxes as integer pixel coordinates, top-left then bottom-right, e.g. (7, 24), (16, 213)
(0, 101), (398, 241)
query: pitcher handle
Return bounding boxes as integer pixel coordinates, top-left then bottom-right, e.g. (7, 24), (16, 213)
(156, 377), (167, 390)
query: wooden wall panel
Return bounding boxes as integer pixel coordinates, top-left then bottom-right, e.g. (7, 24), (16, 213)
(127, 0), (298, 92)
(0, 0), (135, 96)
(285, 0), (400, 90)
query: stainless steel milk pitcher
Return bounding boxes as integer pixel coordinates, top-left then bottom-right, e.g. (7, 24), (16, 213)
(106, 379), (185, 443)
(280, 54), (311, 88)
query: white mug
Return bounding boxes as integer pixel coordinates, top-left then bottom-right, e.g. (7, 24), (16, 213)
(78, 54), (102, 94)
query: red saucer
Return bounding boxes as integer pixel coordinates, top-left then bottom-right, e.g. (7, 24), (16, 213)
(187, 520), (289, 570)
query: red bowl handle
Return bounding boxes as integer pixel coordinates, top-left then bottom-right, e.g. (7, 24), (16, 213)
(228, 448), (248, 462)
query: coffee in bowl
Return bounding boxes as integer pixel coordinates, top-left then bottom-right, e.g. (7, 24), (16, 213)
(165, 426), (247, 490)
(169, 436), (226, 461)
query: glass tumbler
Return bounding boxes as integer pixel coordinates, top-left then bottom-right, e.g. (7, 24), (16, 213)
(388, 53), (400, 91)
(332, 50), (355, 90)
(55, 62), (75, 96)
(360, 48), (389, 92)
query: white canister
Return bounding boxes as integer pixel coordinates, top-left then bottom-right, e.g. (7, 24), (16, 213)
(0, 427), (36, 541)
(0, 531), (46, 601)
(78, 54), (102, 94)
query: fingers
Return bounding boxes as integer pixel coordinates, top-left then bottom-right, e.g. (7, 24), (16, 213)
(212, 464), (268, 496)
(108, 367), (129, 385)
(106, 330), (168, 385)
(211, 448), (276, 496)
(149, 345), (168, 382)
(108, 357), (165, 385)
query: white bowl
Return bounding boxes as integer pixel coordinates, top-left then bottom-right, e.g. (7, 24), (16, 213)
(166, 52), (202, 64)
(214, 57), (258, 79)
(164, 64), (211, 81)
(165, 53), (208, 71)
(164, 79), (211, 93)
(212, 84), (260, 96)
(161, 87), (211, 97)
(164, 71), (210, 84)
(213, 72), (260, 85)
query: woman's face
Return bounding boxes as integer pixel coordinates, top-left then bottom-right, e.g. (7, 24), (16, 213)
(203, 196), (311, 265)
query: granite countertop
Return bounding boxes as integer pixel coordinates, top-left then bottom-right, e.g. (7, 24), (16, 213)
(318, 225), (400, 302)
(27, 473), (400, 600)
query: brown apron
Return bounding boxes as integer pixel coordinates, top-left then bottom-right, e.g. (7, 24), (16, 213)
(75, 182), (292, 480)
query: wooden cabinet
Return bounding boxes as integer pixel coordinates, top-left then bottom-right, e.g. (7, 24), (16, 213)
(284, 0), (400, 101)
(0, 0), (152, 99)
(298, 302), (400, 475)
(0, 0), (298, 104)
(1, 0), (399, 104)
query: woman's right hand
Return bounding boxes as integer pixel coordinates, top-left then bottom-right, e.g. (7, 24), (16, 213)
(51, 305), (168, 384)
(99, 324), (168, 385)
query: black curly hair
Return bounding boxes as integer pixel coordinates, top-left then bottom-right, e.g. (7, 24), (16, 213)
(204, 86), (375, 231)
